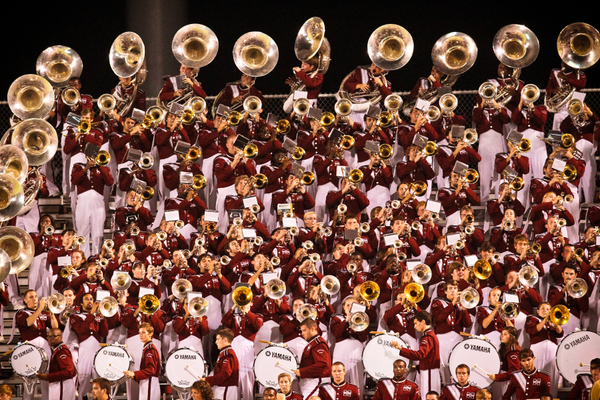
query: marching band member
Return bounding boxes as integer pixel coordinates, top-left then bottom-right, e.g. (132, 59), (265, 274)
(546, 62), (586, 130)
(341, 63), (392, 128)
(203, 328), (240, 400)
(318, 362), (360, 400)
(214, 73), (266, 113)
(285, 57), (323, 110)
(325, 178), (370, 221)
(392, 310), (441, 400)
(292, 318), (332, 399)
(155, 112), (192, 201)
(360, 149), (393, 217)
(548, 264), (589, 336)
(487, 327), (521, 400)
(439, 364), (480, 400)
(372, 359), (420, 400)
(277, 372), (303, 400)
(313, 141), (348, 224)
(567, 358), (600, 400)
(91, 378), (112, 400)
(437, 172), (480, 228)
(36, 328), (77, 400)
(124, 322), (162, 400)
(172, 297), (210, 354)
(475, 288), (510, 347)
(115, 190), (154, 232)
(110, 75), (147, 118)
(511, 90), (548, 179)
(159, 64), (206, 104)
(500, 349), (551, 400)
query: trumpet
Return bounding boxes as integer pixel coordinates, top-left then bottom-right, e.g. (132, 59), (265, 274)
(301, 171), (315, 186)
(271, 256), (280, 267)
(354, 237), (364, 247)
(293, 98), (310, 115)
(75, 236), (86, 246)
(43, 225), (55, 236)
(309, 253), (321, 263)
(251, 173), (268, 189)
(464, 129), (478, 146)
(411, 220), (422, 231)
(360, 222), (370, 233)
(103, 239), (114, 250)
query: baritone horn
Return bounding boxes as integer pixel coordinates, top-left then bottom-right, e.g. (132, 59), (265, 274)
(360, 281), (380, 302)
(518, 265), (539, 287)
(293, 98), (310, 115)
(349, 311), (370, 332)
(499, 302), (519, 321)
(384, 94), (403, 111)
(98, 94), (116, 114)
(172, 278), (193, 300)
(459, 287), (480, 309)
(335, 98), (353, 116)
(266, 278), (286, 300)
(412, 264), (432, 284)
(521, 84), (540, 103)
(321, 275), (341, 296)
(99, 297), (119, 318)
(243, 96), (262, 115)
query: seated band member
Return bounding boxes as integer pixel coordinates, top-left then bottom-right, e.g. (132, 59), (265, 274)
(440, 364), (479, 400)
(341, 63), (392, 128)
(284, 57), (323, 112)
(392, 311), (441, 400)
(318, 362), (360, 400)
(372, 359), (420, 400)
(124, 322), (161, 400)
(91, 378), (112, 400)
(501, 349), (551, 400)
(214, 73), (266, 112)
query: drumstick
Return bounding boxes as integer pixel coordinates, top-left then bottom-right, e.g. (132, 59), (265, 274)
(276, 362), (295, 374)
(259, 340), (273, 345)
(2, 349), (14, 357)
(473, 364), (490, 376)
(185, 365), (203, 380)
(460, 332), (489, 341)
(25, 364), (37, 375)
(108, 363), (124, 376)
(580, 363), (591, 367)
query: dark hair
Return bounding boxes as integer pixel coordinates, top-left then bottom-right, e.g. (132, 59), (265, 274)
(456, 363), (470, 374)
(591, 358), (600, 372)
(414, 311), (431, 325)
(519, 348), (534, 360)
(38, 214), (55, 232)
(217, 328), (234, 343)
(499, 326), (520, 358)
(300, 317), (318, 331)
(92, 378), (111, 394)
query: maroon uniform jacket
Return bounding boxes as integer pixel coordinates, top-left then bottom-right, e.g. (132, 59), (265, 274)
(15, 308), (53, 341)
(372, 378), (420, 400)
(319, 381), (361, 400)
(69, 311), (109, 343)
(71, 164), (114, 195)
(298, 334), (331, 379)
(440, 383), (479, 400)
(133, 341), (161, 381)
(399, 328), (440, 370)
(502, 369), (551, 400)
(47, 343), (77, 383)
(205, 345), (239, 387)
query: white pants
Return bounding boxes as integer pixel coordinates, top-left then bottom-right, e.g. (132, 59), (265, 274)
(28, 253), (49, 297)
(418, 369), (441, 400)
(521, 128), (547, 179)
(77, 336), (100, 400)
(213, 385), (240, 400)
(300, 377), (330, 399)
(478, 130), (506, 202)
(531, 340), (559, 397)
(139, 376), (161, 400)
(75, 190), (106, 257)
(332, 338), (365, 398)
(125, 335), (144, 400)
(216, 185), (237, 233)
(576, 139), (596, 204)
(314, 182), (336, 225)
(49, 377), (77, 400)
(202, 154), (218, 209)
(231, 335), (254, 400)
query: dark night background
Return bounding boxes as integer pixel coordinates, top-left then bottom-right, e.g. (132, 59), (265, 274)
(2, 1), (599, 101)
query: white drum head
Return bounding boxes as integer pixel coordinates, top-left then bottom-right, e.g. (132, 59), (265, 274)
(93, 345), (133, 384)
(556, 330), (600, 384)
(362, 334), (411, 380)
(165, 347), (207, 390)
(448, 338), (500, 388)
(10, 343), (47, 377)
(253, 345), (299, 388)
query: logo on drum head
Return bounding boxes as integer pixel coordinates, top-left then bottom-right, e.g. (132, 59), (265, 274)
(103, 350), (107, 355)
(564, 343), (570, 350)
(266, 351), (271, 357)
(377, 338), (383, 345)
(174, 354), (197, 360)
(464, 344), (470, 350)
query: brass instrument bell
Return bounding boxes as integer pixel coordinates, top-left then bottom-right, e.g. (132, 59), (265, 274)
(549, 304), (570, 326)
(243, 143), (259, 159)
(232, 285), (253, 307)
(404, 283), (425, 303)
(99, 296), (119, 318)
(172, 23), (219, 68)
(459, 287), (480, 309)
(521, 84), (540, 103)
(349, 311), (370, 332)
(411, 264), (432, 284)
(189, 296), (209, 318)
(0, 226), (34, 274)
(335, 98), (353, 116)
(431, 32), (478, 77)
(172, 278), (193, 300)
(7, 74), (55, 120)
(320, 275), (341, 296)
(293, 98), (310, 115)
(360, 281), (380, 302)
(499, 302), (520, 321)
(566, 278), (588, 298)
(368, 24), (414, 71)
(266, 278), (286, 300)
(518, 265), (539, 287)
(473, 259), (492, 280)
(48, 293), (66, 314)
(36, 45), (83, 88)
(232, 31), (279, 77)
(139, 294), (160, 315)
(193, 174), (206, 190)
(349, 168), (364, 183)
(301, 171), (315, 186)
(111, 271), (132, 291)
(296, 304), (317, 322)
(95, 150), (111, 166)
(243, 96), (262, 115)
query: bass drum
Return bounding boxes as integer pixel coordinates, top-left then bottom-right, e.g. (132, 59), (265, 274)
(361, 334), (411, 380)
(556, 330), (600, 384)
(10, 342), (48, 377)
(448, 338), (500, 388)
(93, 344), (134, 386)
(253, 345), (299, 388)
(165, 347), (208, 391)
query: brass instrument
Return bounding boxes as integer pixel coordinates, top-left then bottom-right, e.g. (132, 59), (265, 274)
(321, 275), (341, 296)
(517, 138), (532, 152)
(98, 258), (109, 268)
(354, 237), (365, 247)
(243, 96), (262, 115)
(0, 145), (28, 184)
(360, 222), (370, 234)
(270, 256), (280, 267)
(411, 264), (432, 284)
(464, 169), (479, 184)
(44, 225), (55, 236)
(103, 239), (114, 250)
(141, 186), (155, 201)
(139, 294), (160, 315)
(291, 17), (331, 92)
(99, 297), (119, 318)
(346, 262), (357, 274)
(111, 271), (132, 291)
(459, 287), (480, 309)
(546, 23), (600, 112)
(243, 143), (259, 159)
(94, 150), (110, 166)
(189, 296), (209, 318)
(146, 106), (165, 124)
(186, 146), (202, 162)
(182, 109), (196, 125)
(61, 87), (81, 107)
(59, 308), (76, 326)
(276, 119), (291, 135)
(473, 259), (492, 280)
(424, 141), (438, 156)
(109, 32), (147, 116)
(530, 242), (542, 254)
(228, 111), (242, 126)
(425, 105), (441, 122)
(563, 164), (578, 182)
(296, 304), (317, 322)
(48, 293), (66, 314)
(335, 98), (353, 116)
(379, 111), (394, 127)
(499, 302), (520, 321)
(75, 235), (85, 246)
(549, 304), (570, 326)
(232, 285), (253, 307)
(574, 247), (585, 258)
(360, 281), (380, 302)
(518, 265), (539, 287)
(567, 98), (587, 127)
(567, 278), (588, 298)
(7, 74), (55, 120)
(293, 98), (310, 116)
(384, 94), (403, 111)
(404, 283), (425, 303)
(367, 24), (414, 71)
(265, 278), (286, 300)
(349, 311), (370, 332)
(440, 93), (458, 114)
(521, 84), (540, 103)
(337, 204), (347, 215)
(479, 82), (497, 103)
(98, 94), (116, 114)
(220, 255), (231, 265)
(190, 97), (206, 115)
(503, 219), (515, 232)
(172, 23), (219, 69)
(349, 168), (364, 183)
(321, 112), (335, 127)
(36, 45), (83, 88)
(379, 143), (393, 160)
(464, 129), (478, 146)
(340, 135), (355, 150)
(301, 171), (315, 186)
(232, 31), (279, 77)
(292, 146), (305, 161)
(410, 181), (427, 197)
(492, 24), (540, 105)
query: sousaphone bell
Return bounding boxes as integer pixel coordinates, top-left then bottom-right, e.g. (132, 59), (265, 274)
(172, 23), (219, 69)
(232, 31), (279, 77)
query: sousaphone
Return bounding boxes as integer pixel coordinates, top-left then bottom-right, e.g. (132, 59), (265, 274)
(0, 226), (35, 274)
(291, 17), (331, 89)
(36, 45), (83, 88)
(7, 75), (55, 121)
(109, 31), (147, 116)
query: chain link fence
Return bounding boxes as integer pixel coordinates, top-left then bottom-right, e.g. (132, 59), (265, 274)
(2, 88), (600, 188)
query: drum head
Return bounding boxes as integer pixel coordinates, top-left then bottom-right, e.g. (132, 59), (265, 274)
(448, 338), (500, 388)
(93, 345), (133, 385)
(361, 334), (411, 380)
(165, 347), (208, 390)
(556, 330), (600, 384)
(253, 345), (299, 388)
(10, 343), (47, 377)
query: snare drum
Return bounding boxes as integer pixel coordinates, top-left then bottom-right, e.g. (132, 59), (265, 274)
(448, 338), (500, 388)
(10, 342), (48, 377)
(165, 347), (208, 391)
(556, 330), (600, 384)
(361, 334), (411, 380)
(253, 345), (299, 388)
(93, 344), (134, 385)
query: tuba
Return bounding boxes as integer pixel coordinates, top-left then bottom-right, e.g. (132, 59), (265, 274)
(233, 31), (279, 78)
(36, 45), (83, 88)
(0, 226), (35, 274)
(0, 174), (25, 222)
(492, 24), (539, 105)
(546, 23), (600, 113)
(11, 119), (59, 167)
(7, 74), (55, 120)
(109, 32), (147, 116)
(290, 17), (331, 93)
